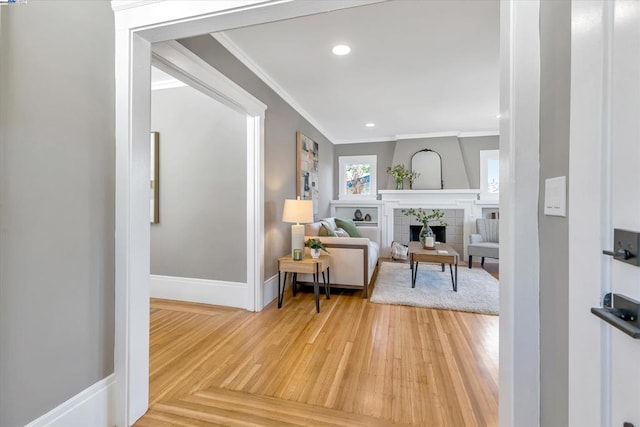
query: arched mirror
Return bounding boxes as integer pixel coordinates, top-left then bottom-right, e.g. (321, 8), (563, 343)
(410, 149), (443, 189)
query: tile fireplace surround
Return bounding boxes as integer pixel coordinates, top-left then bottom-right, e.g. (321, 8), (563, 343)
(397, 210), (464, 256)
(379, 190), (496, 259)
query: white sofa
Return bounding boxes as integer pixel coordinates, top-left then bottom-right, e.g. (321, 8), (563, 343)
(300, 217), (379, 298)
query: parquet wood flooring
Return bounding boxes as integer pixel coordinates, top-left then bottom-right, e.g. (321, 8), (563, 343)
(136, 269), (499, 426)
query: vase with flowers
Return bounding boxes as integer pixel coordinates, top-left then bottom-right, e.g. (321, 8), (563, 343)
(402, 208), (448, 248)
(386, 164), (420, 189)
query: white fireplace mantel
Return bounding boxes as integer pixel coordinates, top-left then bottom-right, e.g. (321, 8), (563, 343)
(378, 189), (496, 259)
(379, 189), (480, 202)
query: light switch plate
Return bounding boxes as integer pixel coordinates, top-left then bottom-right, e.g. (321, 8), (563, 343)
(544, 176), (566, 217)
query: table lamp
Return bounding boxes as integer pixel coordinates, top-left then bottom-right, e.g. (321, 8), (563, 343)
(282, 198), (314, 258)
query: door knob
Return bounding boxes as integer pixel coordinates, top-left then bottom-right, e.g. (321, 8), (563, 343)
(603, 229), (640, 266)
(603, 249), (634, 260)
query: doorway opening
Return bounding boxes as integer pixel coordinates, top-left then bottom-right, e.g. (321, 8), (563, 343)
(149, 64), (250, 308)
(151, 41), (266, 313)
(113, 1), (541, 426)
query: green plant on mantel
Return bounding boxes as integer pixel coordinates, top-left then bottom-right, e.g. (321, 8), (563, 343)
(386, 164), (420, 189)
(402, 208), (448, 229)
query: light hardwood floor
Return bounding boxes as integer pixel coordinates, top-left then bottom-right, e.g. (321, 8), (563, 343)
(136, 264), (499, 426)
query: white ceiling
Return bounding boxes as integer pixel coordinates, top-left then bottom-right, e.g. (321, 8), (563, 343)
(217, 0), (500, 144)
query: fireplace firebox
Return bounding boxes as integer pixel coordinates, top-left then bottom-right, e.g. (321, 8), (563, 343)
(409, 225), (446, 243)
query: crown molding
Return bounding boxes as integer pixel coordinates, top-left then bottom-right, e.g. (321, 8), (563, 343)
(396, 130), (500, 140)
(333, 136), (397, 144)
(458, 130), (500, 138)
(211, 32), (337, 143)
(395, 131), (460, 140)
(333, 130), (500, 145)
(151, 78), (187, 91)
(111, 0), (163, 12)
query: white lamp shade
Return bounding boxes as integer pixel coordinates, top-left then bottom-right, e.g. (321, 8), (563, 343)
(282, 199), (313, 224)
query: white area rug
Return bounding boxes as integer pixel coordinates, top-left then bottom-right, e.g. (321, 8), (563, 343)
(370, 261), (499, 315)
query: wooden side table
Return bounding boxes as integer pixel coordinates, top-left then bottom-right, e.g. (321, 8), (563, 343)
(278, 255), (330, 313)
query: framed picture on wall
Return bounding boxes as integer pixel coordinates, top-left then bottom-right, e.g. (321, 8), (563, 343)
(296, 132), (319, 215)
(150, 131), (159, 224)
(338, 155), (377, 200)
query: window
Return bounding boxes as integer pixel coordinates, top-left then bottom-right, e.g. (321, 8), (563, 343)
(480, 149), (499, 201)
(338, 155), (377, 200)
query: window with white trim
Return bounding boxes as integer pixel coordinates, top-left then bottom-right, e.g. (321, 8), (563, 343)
(338, 155), (377, 200)
(480, 149), (499, 201)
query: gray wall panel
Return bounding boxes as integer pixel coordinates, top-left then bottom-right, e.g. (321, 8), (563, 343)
(0, 1), (115, 425)
(538, 1), (570, 425)
(391, 137), (471, 189)
(150, 86), (247, 282)
(459, 136), (500, 189)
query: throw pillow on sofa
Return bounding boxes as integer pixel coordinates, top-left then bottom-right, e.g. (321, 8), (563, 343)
(334, 227), (350, 237)
(334, 218), (361, 237)
(319, 222), (337, 237)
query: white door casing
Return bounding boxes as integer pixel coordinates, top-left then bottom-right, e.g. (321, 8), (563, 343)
(569, 1), (640, 425)
(499, 1), (541, 426)
(151, 40), (267, 312)
(609, 2), (640, 424)
(112, 0), (540, 425)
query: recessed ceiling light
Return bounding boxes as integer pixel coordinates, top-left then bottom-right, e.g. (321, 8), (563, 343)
(365, 123), (376, 127)
(496, 114), (501, 119)
(332, 44), (351, 56)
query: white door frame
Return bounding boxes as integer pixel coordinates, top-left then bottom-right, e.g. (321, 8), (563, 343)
(499, 1), (541, 426)
(112, 1), (541, 425)
(567, 1), (614, 425)
(151, 40), (267, 311)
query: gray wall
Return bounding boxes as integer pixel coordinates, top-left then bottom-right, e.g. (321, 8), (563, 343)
(334, 136), (498, 194)
(459, 136), (500, 189)
(179, 36), (334, 278)
(538, 0), (570, 425)
(150, 86), (247, 282)
(333, 141), (396, 198)
(392, 137), (469, 189)
(0, 2), (115, 426)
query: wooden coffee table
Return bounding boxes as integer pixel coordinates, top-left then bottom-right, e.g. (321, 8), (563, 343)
(408, 241), (459, 291)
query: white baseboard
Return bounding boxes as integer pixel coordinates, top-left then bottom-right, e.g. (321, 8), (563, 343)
(263, 273), (278, 308)
(26, 374), (116, 427)
(150, 274), (248, 309)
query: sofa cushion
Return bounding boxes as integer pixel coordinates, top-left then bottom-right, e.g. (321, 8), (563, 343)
(356, 226), (379, 244)
(335, 218), (361, 237)
(334, 227), (350, 237)
(319, 223), (337, 237)
(476, 218), (499, 243)
(305, 221), (322, 236)
(368, 241), (380, 274)
(323, 217), (337, 230)
(468, 242), (499, 259)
